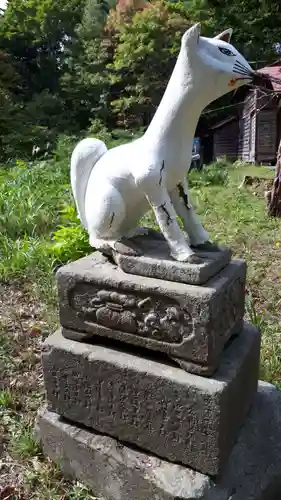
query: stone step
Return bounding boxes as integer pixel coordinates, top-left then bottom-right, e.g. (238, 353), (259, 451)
(36, 381), (281, 500)
(57, 252), (246, 376)
(42, 322), (260, 476)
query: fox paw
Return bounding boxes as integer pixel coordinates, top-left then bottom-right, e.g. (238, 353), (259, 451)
(191, 241), (220, 252)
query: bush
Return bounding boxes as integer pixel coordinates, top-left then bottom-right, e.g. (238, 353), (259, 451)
(54, 134), (80, 161)
(233, 159), (250, 170)
(87, 119), (113, 144)
(51, 205), (92, 265)
(110, 127), (144, 146)
(0, 156), (72, 288)
(189, 159), (230, 188)
(0, 159), (71, 239)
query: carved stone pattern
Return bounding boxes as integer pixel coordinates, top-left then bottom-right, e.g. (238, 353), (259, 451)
(69, 284), (193, 344)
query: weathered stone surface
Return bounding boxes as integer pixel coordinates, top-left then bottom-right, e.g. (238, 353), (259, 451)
(171, 355), (218, 376)
(36, 406), (214, 500)
(57, 253), (246, 373)
(42, 322), (260, 476)
(36, 382), (281, 500)
(217, 381), (281, 499)
(113, 233), (232, 285)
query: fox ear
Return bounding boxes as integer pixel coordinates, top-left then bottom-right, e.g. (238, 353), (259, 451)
(214, 28), (233, 43)
(182, 23), (201, 49)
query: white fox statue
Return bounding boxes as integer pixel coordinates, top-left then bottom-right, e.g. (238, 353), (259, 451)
(71, 23), (254, 263)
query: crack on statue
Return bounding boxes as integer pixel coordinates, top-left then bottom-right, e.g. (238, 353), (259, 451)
(109, 212), (115, 227)
(159, 161), (165, 186)
(159, 202), (172, 226)
(177, 183), (190, 209)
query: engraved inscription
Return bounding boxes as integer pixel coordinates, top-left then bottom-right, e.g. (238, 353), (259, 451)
(70, 285), (193, 344)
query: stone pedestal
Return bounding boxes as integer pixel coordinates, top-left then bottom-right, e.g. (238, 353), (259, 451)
(57, 252), (246, 375)
(42, 324), (259, 476)
(113, 235), (232, 285)
(37, 247), (281, 499)
(36, 382), (281, 500)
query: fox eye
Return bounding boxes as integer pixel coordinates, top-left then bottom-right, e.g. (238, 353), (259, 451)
(219, 47), (236, 56)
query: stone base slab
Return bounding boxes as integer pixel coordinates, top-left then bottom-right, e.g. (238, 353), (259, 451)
(42, 322), (260, 476)
(57, 253), (246, 373)
(113, 233), (231, 285)
(36, 381), (281, 500)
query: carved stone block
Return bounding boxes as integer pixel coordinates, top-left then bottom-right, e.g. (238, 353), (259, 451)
(57, 252), (246, 375)
(37, 381), (281, 500)
(42, 322), (260, 476)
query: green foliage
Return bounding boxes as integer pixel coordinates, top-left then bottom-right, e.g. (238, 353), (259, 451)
(245, 291), (265, 330)
(1, 0), (281, 159)
(0, 50), (20, 92)
(0, 235), (53, 281)
(0, 389), (14, 408)
(0, 159), (70, 239)
(79, 0), (115, 39)
(109, 1), (189, 126)
(87, 118), (113, 142)
(0, 0), (86, 160)
(11, 428), (41, 458)
(53, 134), (81, 160)
(0, 155), (71, 287)
(111, 126), (144, 146)
(63, 485), (96, 500)
(60, 32), (115, 130)
(189, 158), (230, 188)
(0, 0), (85, 95)
(51, 206), (92, 264)
(185, 0), (281, 64)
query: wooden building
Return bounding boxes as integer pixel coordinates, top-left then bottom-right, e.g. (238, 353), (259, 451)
(212, 66), (281, 164)
(212, 116), (239, 161)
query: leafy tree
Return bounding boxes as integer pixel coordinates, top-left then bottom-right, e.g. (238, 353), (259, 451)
(0, 0), (85, 97)
(181, 0), (281, 65)
(0, 0), (86, 159)
(108, 1), (191, 127)
(60, 0), (117, 130)
(2, 0), (281, 161)
(79, 0), (116, 39)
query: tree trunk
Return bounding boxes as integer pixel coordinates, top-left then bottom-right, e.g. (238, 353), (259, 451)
(268, 138), (281, 217)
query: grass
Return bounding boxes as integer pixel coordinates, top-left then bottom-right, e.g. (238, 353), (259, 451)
(0, 152), (280, 498)
(11, 429), (41, 459)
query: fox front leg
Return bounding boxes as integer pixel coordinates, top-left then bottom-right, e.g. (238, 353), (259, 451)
(135, 168), (199, 262)
(171, 177), (219, 251)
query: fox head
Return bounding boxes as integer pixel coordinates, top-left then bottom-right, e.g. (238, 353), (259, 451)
(180, 23), (254, 102)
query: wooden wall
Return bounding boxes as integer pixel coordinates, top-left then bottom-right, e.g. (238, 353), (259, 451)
(239, 89), (278, 164)
(256, 109), (277, 164)
(213, 119), (239, 161)
(212, 89), (280, 164)
(238, 90), (256, 162)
